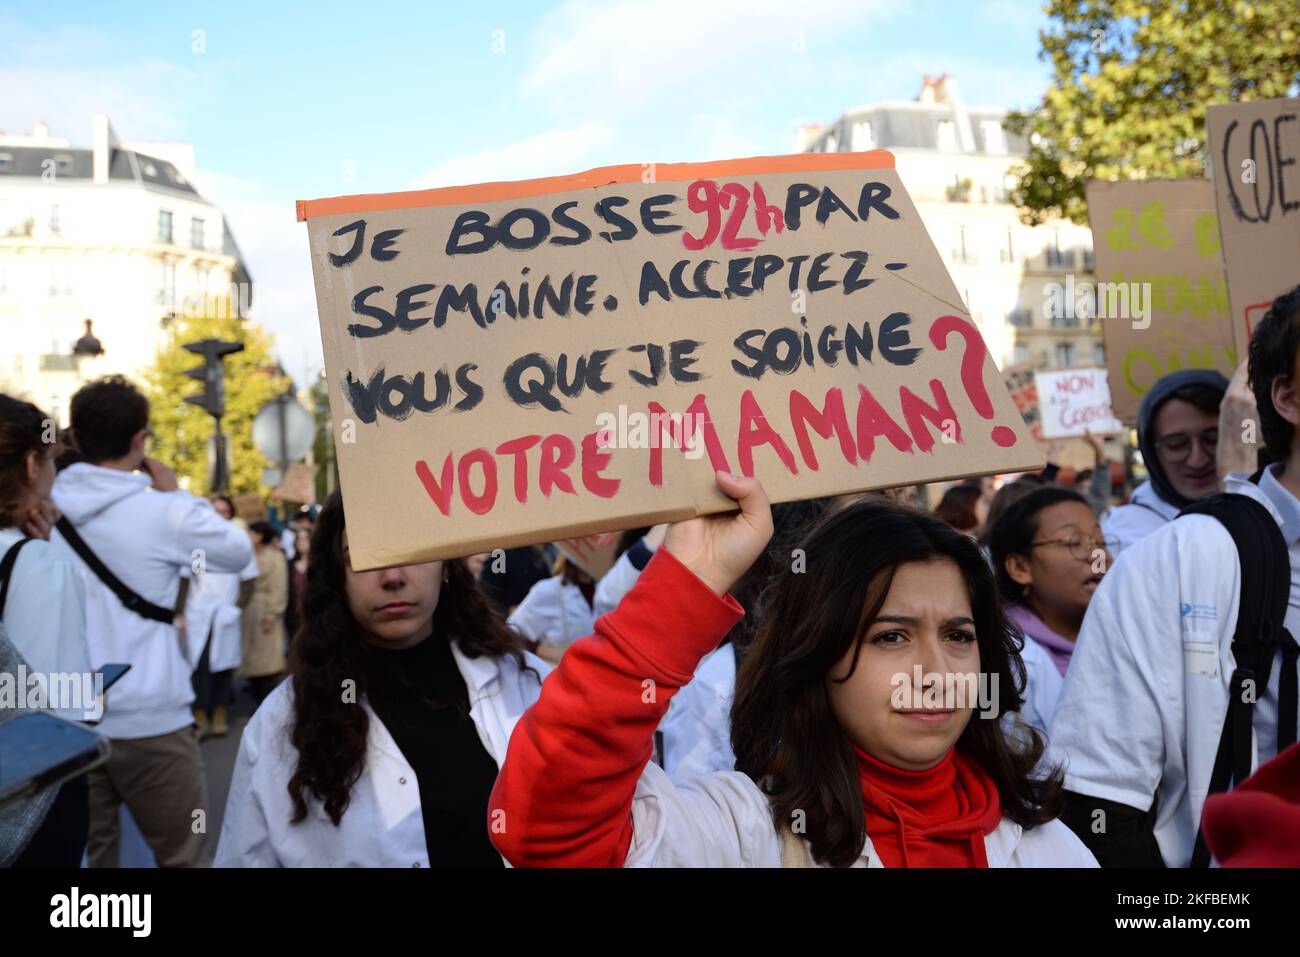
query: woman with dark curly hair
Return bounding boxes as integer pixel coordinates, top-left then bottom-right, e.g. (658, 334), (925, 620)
(214, 491), (546, 867)
(490, 472), (1096, 868)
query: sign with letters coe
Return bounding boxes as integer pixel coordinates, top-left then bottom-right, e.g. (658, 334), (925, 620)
(1085, 179), (1236, 426)
(299, 152), (1041, 570)
(1206, 98), (1300, 356)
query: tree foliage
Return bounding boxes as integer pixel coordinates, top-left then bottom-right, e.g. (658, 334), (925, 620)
(143, 304), (290, 496)
(1007, 0), (1300, 225)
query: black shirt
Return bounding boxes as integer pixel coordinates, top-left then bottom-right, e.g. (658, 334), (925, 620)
(361, 635), (504, 867)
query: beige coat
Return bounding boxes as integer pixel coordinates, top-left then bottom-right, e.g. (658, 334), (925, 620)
(240, 547), (287, 678)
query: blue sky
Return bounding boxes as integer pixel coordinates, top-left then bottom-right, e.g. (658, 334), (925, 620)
(2, 0), (1054, 382)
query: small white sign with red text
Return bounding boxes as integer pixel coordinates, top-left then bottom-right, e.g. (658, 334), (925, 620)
(1035, 367), (1124, 440)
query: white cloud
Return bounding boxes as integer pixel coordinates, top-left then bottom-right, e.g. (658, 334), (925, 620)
(413, 123), (617, 188)
(521, 0), (900, 117)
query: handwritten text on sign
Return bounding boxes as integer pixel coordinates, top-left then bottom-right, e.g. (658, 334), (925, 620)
(1035, 368), (1124, 440)
(301, 154), (1040, 569)
(1207, 98), (1300, 357)
(1085, 179), (1236, 426)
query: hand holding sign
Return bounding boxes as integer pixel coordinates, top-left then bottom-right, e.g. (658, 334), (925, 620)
(663, 472), (773, 597)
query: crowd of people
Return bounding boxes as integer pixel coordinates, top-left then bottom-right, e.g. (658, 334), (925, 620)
(3, 286), (1300, 869)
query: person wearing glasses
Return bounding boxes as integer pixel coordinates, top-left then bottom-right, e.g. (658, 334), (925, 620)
(988, 487), (1113, 738)
(1052, 286), (1300, 866)
(1101, 369), (1229, 555)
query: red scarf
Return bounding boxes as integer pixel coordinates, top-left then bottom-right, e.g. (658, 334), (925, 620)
(854, 745), (1002, 868)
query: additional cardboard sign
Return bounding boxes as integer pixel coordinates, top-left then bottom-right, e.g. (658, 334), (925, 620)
(1085, 180), (1236, 425)
(232, 492), (268, 524)
(271, 462), (317, 504)
(1207, 98), (1300, 356)
(555, 532), (622, 579)
(1002, 360), (1047, 445)
(300, 152), (1042, 570)
(1035, 368), (1124, 439)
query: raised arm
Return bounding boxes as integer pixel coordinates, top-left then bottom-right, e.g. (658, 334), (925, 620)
(489, 473), (772, 867)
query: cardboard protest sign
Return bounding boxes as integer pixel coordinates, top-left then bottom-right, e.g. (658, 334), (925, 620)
(1207, 98), (1300, 356)
(555, 532), (622, 579)
(271, 462), (317, 504)
(1035, 368), (1124, 440)
(1002, 360), (1046, 446)
(1085, 180), (1235, 425)
(299, 152), (1042, 570)
(232, 492), (268, 524)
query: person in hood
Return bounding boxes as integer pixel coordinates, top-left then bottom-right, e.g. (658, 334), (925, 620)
(51, 376), (254, 868)
(1102, 369), (1228, 554)
(489, 475), (1096, 868)
(988, 486), (1113, 736)
(1051, 284), (1300, 867)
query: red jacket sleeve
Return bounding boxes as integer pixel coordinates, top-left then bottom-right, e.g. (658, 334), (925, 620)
(489, 548), (743, 867)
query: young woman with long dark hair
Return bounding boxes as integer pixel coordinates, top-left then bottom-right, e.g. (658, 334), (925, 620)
(490, 472), (1095, 867)
(215, 491), (546, 867)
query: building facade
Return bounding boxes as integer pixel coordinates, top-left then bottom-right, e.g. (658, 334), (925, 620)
(799, 75), (1101, 375)
(0, 115), (252, 423)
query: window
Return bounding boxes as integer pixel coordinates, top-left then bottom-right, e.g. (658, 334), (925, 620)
(1094, 341), (1106, 366)
(190, 217), (205, 250)
(158, 209), (173, 244)
(1013, 343), (1030, 365)
(951, 225), (975, 264)
(1055, 342), (1077, 367)
(824, 131), (839, 152)
(1008, 307), (1032, 327)
(981, 120), (1006, 155)
(0, 152), (12, 173)
(155, 260), (176, 308)
(1046, 230), (1072, 268)
(53, 154), (73, 174)
(851, 121), (874, 151)
(937, 120), (957, 152)
(49, 258), (72, 297)
(49, 205), (61, 234)
(1083, 247), (1095, 271)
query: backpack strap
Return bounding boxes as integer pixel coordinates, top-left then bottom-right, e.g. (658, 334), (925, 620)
(0, 537), (32, 619)
(55, 517), (175, 624)
(1177, 492), (1293, 867)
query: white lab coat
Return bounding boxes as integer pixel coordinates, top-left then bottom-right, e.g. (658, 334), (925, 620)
(660, 644), (737, 784)
(1050, 470), (1300, 867)
(507, 575), (595, 650)
(1101, 480), (1179, 556)
(620, 761), (1097, 867)
(594, 550), (645, 617)
(0, 528), (90, 722)
(184, 551), (259, 673)
(1016, 633), (1064, 739)
(215, 643), (550, 867)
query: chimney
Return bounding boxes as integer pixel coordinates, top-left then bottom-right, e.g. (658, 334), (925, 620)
(794, 122), (826, 153)
(92, 114), (117, 185)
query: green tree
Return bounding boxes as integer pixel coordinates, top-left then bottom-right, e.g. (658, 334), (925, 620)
(1007, 0), (1300, 225)
(144, 304), (290, 496)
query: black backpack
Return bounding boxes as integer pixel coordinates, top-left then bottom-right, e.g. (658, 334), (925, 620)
(1178, 483), (1299, 867)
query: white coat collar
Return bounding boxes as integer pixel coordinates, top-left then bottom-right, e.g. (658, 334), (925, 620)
(1224, 470), (1287, 528)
